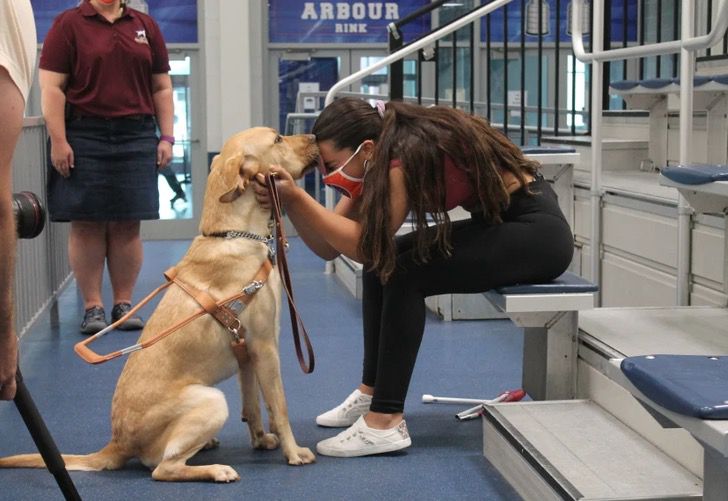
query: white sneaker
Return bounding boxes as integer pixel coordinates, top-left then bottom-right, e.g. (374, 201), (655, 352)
(316, 389), (372, 427)
(316, 416), (412, 457)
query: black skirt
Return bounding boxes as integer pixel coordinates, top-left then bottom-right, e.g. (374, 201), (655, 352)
(47, 116), (160, 222)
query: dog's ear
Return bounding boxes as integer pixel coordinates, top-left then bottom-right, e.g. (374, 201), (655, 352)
(218, 153), (262, 203)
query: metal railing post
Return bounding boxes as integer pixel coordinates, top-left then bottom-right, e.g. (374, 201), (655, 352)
(388, 23), (404, 101)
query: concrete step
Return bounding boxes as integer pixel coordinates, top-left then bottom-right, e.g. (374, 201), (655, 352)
(482, 399), (702, 500)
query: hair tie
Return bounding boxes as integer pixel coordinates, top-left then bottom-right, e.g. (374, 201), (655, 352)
(374, 100), (386, 118)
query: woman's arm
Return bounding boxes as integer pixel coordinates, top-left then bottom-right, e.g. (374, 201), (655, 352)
(255, 164), (409, 262)
(285, 188), (363, 260)
(152, 73), (174, 168)
(285, 193), (358, 260)
(39, 69), (73, 177)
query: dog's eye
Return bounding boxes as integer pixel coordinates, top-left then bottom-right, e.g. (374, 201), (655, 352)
(274, 135), (283, 144)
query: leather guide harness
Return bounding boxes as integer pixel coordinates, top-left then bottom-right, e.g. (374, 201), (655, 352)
(74, 173), (315, 374)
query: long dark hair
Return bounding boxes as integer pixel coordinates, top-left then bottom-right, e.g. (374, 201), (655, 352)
(312, 97), (539, 282)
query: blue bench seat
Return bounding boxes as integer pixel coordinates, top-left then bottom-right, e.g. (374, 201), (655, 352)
(487, 271), (597, 314)
(610, 74), (725, 94)
(661, 164), (728, 185)
(495, 271), (598, 295)
(621, 355), (728, 420)
(660, 164), (728, 214)
(520, 145), (576, 155)
(607, 354), (728, 499)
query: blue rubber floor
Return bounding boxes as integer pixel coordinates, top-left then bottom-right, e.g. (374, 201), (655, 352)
(0, 237), (523, 501)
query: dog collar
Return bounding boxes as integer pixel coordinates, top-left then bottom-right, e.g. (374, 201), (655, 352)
(205, 231), (276, 260)
(205, 230), (269, 242)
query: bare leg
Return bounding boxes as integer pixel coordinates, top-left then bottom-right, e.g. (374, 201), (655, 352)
(363, 411), (404, 429)
(0, 67), (23, 400)
(106, 220), (142, 305)
(69, 221), (107, 309)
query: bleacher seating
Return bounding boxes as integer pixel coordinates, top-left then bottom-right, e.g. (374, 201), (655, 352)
(611, 75), (728, 167)
(484, 271), (598, 400)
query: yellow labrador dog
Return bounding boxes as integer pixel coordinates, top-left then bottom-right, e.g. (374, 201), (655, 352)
(0, 127), (319, 482)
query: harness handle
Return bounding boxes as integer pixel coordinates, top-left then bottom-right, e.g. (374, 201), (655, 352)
(73, 263), (272, 365)
(266, 172), (316, 374)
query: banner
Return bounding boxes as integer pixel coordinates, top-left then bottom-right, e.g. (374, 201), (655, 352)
(30, 0), (198, 43)
(269, 0), (432, 44)
(482, 0), (638, 43)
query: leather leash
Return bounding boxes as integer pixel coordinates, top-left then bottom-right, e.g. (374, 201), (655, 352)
(266, 172), (315, 374)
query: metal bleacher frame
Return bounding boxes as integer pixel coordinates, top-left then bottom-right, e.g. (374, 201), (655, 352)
(477, 1), (728, 500)
(299, 0), (728, 498)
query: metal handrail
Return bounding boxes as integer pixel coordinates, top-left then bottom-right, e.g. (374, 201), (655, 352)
(391, 0), (449, 30)
(325, 0), (515, 106)
(572, 0), (728, 307)
(572, 0), (728, 62)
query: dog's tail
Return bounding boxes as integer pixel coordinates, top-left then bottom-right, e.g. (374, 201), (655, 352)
(0, 442), (129, 471)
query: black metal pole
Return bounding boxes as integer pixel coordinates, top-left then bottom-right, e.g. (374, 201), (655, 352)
(520, 0), (526, 145)
(603, 0), (613, 111)
(587, 0), (593, 135)
(555, 0), (561, 135)
(417, 51), (423, 105)
(537, 0), (543, 144)
(469, 22), (475, 114)
(639, 0), (645, 79)
(487, 14), (492, 121)
(435, 40), (440, 105)
(388, 25), (404, 101)
(623, 0), (628, 109)
(707, 0), (713, 57)
(656, 0), (662, 77)
(503, 2), (509, 136)
(571, 53), (577, 135)
(14, 368), (82, 500)
(452, 29), (458, 109)
(672, 0), (679, 77)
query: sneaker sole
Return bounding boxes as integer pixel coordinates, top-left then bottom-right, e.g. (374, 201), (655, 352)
(316, 437), (412, 458)
(114, 319), (144, 331)
(315, 415), (362, 428)
(80, 323), (107, 334)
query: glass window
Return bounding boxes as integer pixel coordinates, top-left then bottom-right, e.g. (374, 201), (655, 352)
(567, 55), (587, 130)
(158, 56), (193, 220)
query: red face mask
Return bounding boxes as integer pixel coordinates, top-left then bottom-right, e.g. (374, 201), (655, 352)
(318, 143), (366, 199)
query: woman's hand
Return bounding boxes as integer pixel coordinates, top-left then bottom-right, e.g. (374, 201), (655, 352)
(253, 165), (299, 210)
(50, 139), (74, 178)
(156, 140), (173, 169)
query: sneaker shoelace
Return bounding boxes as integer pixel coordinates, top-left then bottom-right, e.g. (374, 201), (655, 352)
(113, 303), (133, 320)
(85, 307), (105, 322)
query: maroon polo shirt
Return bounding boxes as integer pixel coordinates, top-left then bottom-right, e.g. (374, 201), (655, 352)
(39, 0), (170, 119)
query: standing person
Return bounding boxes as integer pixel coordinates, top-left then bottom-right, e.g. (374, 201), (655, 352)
(0, 0), (37, 400)
(254, 97), (574, 457)
(39, 0), (174, 334)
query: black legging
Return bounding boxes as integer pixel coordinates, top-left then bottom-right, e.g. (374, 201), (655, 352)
(361, 177), (574, 414)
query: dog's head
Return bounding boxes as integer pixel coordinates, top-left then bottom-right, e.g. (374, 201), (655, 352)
(209, 127), (319, 203)
(200, 127), (319, 234)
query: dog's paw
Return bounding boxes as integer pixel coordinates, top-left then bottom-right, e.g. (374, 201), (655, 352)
(203, 438), (221, 450)
(211, 465), (240, 483)
(252, 432), (280, 450)
(287, 446), (316, 466)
